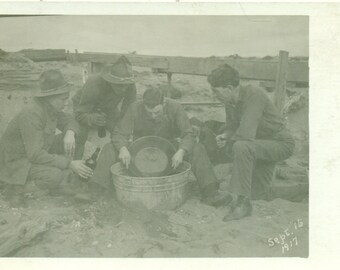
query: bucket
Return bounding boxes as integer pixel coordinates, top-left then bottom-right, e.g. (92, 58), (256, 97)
(111, 161), (191, 210)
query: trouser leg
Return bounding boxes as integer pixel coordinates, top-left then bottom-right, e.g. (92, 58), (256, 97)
(230, 139), (294, 199)
(189, 142), (219, 194)
(251, 160), (276, 200)
(74, 124), (89, 160)
(90, 142), (117, 189)
(230, 141), (255, 198)
(28, 164), (71, 192)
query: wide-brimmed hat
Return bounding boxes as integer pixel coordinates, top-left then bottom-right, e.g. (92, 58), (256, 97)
(35, 69), (72, 97)
(100, 55), (135, 85)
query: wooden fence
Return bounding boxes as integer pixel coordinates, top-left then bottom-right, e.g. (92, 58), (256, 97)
(65, 50), (308, 113)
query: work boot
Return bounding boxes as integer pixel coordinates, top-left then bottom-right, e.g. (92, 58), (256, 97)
(223, 195), (252, 222)
(52, 173), (92, 202)
(201, 183), (233, 207)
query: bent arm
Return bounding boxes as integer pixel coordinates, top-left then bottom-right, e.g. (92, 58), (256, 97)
(19, 111), (71, 169)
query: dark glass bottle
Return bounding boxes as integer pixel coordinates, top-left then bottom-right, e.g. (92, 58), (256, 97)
(98, 127), (106, 138)
(85, 147), (101, 170)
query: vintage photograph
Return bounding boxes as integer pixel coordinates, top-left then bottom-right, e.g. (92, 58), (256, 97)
(0, 15), (309, 257)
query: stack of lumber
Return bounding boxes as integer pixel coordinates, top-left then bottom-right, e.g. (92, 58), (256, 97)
(0, 53), (42, 91)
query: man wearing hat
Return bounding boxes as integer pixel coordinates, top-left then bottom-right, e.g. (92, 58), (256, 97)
(0, 69), (93, 206)
(72, 55), (136, 160)
(206, 64), (295, 221)
(91, 87), (232, 207)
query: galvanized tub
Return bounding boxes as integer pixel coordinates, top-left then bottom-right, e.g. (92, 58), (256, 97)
(111, 161), (191, 210)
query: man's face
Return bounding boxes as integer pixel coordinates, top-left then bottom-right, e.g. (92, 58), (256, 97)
(144, 103), (164, 122)
(111, 83), (130, 96)
(211, 86), (236, 105)
(47, 93), (70, 112)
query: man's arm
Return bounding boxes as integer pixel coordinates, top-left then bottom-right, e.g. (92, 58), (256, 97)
(174, 103), (195, 153)
(57, 112), (80, 135)
(231, 92), (266, 141)
(120, 84), (137, 118)
(111, 102), (137, 151)
(105, 84), (136, 134)
(18, 110), (71, 169)
(73, 78), (98, 127)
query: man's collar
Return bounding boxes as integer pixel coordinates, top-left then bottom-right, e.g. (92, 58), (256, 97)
(35, 98), (58, 119)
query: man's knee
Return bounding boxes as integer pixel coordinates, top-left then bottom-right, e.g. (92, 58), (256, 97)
(30, 166), (68, 191)
(232, 141), (254, 159)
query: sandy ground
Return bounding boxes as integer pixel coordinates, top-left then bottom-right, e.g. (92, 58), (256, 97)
(0, 59), (309, 257)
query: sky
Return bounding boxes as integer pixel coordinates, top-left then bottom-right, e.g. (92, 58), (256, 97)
(0, 15), (308, 57)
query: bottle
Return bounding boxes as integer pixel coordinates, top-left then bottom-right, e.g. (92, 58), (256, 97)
(98, 127), (106, 138)
(85, 147), (101, 170)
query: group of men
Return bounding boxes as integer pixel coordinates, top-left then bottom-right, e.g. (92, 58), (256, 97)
(0, 56), (294, 221)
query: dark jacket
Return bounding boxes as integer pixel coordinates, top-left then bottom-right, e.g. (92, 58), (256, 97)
(111, 98), (195, 153)
(0, 98), (79, 185)
(226, 85), (287, 141)
(72, 74), (137, 133)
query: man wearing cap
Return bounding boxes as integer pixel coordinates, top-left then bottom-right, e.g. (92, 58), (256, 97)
(206, 64), (295, 221)
(72, 56), (136, 160)
(91, 87), (232, 207)
(0, 69), (93, 206)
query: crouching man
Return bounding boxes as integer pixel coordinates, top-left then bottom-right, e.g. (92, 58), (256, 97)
(72, 56), (136, 160)
(0, 69), (93, 207)
(206, 64), (295, 221)
(90, 87), (232, 207)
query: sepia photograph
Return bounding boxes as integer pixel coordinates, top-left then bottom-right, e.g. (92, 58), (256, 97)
(0, 14), (309, 258)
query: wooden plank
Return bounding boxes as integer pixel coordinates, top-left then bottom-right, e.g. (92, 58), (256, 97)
(161, 57), (308, 83)
(0, 219), (49, 256)
(274, 51), (289, 113)
(260, 81), (296, 89)
(68, 52), (169, 69)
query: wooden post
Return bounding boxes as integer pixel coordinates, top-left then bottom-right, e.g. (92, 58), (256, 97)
(74, 49), (79, 63)
(274, 50), (289, 114)
(165, 72), (172, 97)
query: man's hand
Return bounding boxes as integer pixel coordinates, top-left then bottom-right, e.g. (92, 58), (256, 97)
(89, 113), (107, 127)
(119, 146), (131, 169)
(64, 130), (75, 158)
(70, 160), (93, 179)
(216, 133), (227, 148)
(172, 149), (185, 169)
